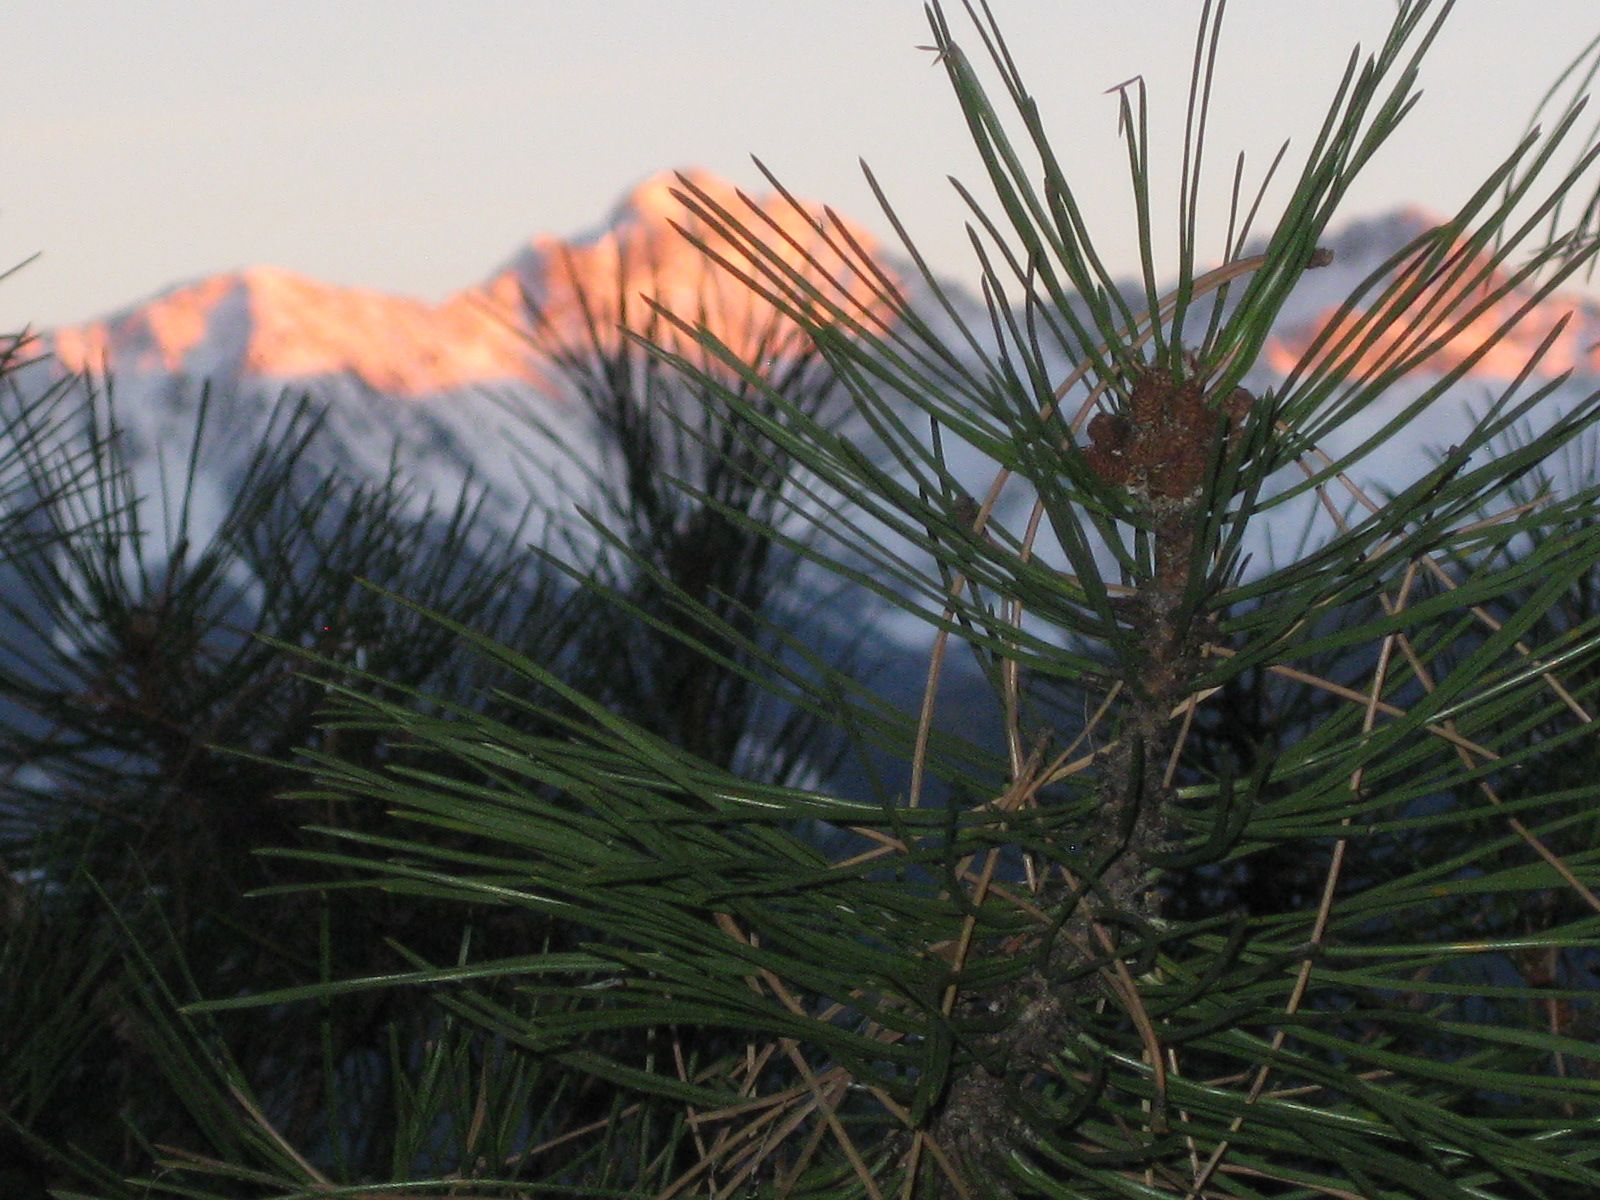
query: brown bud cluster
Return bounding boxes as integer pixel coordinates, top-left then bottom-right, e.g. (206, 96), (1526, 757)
(1084, 370), (1253, 501)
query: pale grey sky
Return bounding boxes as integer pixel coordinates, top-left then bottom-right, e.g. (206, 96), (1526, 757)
(6, 2), (1598, 332)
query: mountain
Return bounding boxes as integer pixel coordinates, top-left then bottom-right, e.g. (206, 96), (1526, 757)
(12, 172), (1600, 570)
(44, 168), (892, 402)
(33, 179), (1600, 411)
(16, 169), (902, 530)
(1262, 206), (1600, 379)
(9, 171), (1600, 804)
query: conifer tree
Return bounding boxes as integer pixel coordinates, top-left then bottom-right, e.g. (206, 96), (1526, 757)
(9, 3), (1600, 1198)
(0, 235), (849, 1195)
(0, 379), (588, 1188)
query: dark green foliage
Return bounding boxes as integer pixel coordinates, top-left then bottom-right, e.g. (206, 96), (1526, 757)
(0, 234), (850, 1195)
(513, 247), (850, 778)
(7, 4), (1600, 1198)
(0, 379), (593, 1189)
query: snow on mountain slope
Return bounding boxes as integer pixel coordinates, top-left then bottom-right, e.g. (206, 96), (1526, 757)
(50, 265), (533, 397)
(19, 168), (895, 537)
(1262, 207), (1600, 380)
(46, 168), (890, 399)
(11, 172), (1599, 622)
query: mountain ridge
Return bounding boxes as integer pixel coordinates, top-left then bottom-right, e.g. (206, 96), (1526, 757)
(10, 172), (1600, 672)
(44, 168), (894, 402)
(16, 169), (1600, 560)
(37, 178), (1600, 402)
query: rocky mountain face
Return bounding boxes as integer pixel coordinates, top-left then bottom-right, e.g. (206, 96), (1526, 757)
(17, 169), (896, 522)
(1261, 206), (1600, 379)
(44, 168), (891, 402)
(31, 176), (1600, 417)
(10, 169), (1599, 572)
(8, 171), (1599, 803)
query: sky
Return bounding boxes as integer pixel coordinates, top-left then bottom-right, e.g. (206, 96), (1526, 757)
(7, 2), (1600, 333)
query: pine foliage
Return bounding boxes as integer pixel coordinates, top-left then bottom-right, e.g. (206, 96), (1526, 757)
(5, 4), (1600, 1198)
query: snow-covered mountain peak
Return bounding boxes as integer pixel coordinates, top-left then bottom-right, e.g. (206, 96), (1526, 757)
(612, 166), (733, 226)
(48, 263), (538, 399)
(13, 183), (1600, 657)
(1263, 206), (1600, 380)
(481, 167), (892, 367)
(16, 169), (906, 541)
(42, 167), (891, 403)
